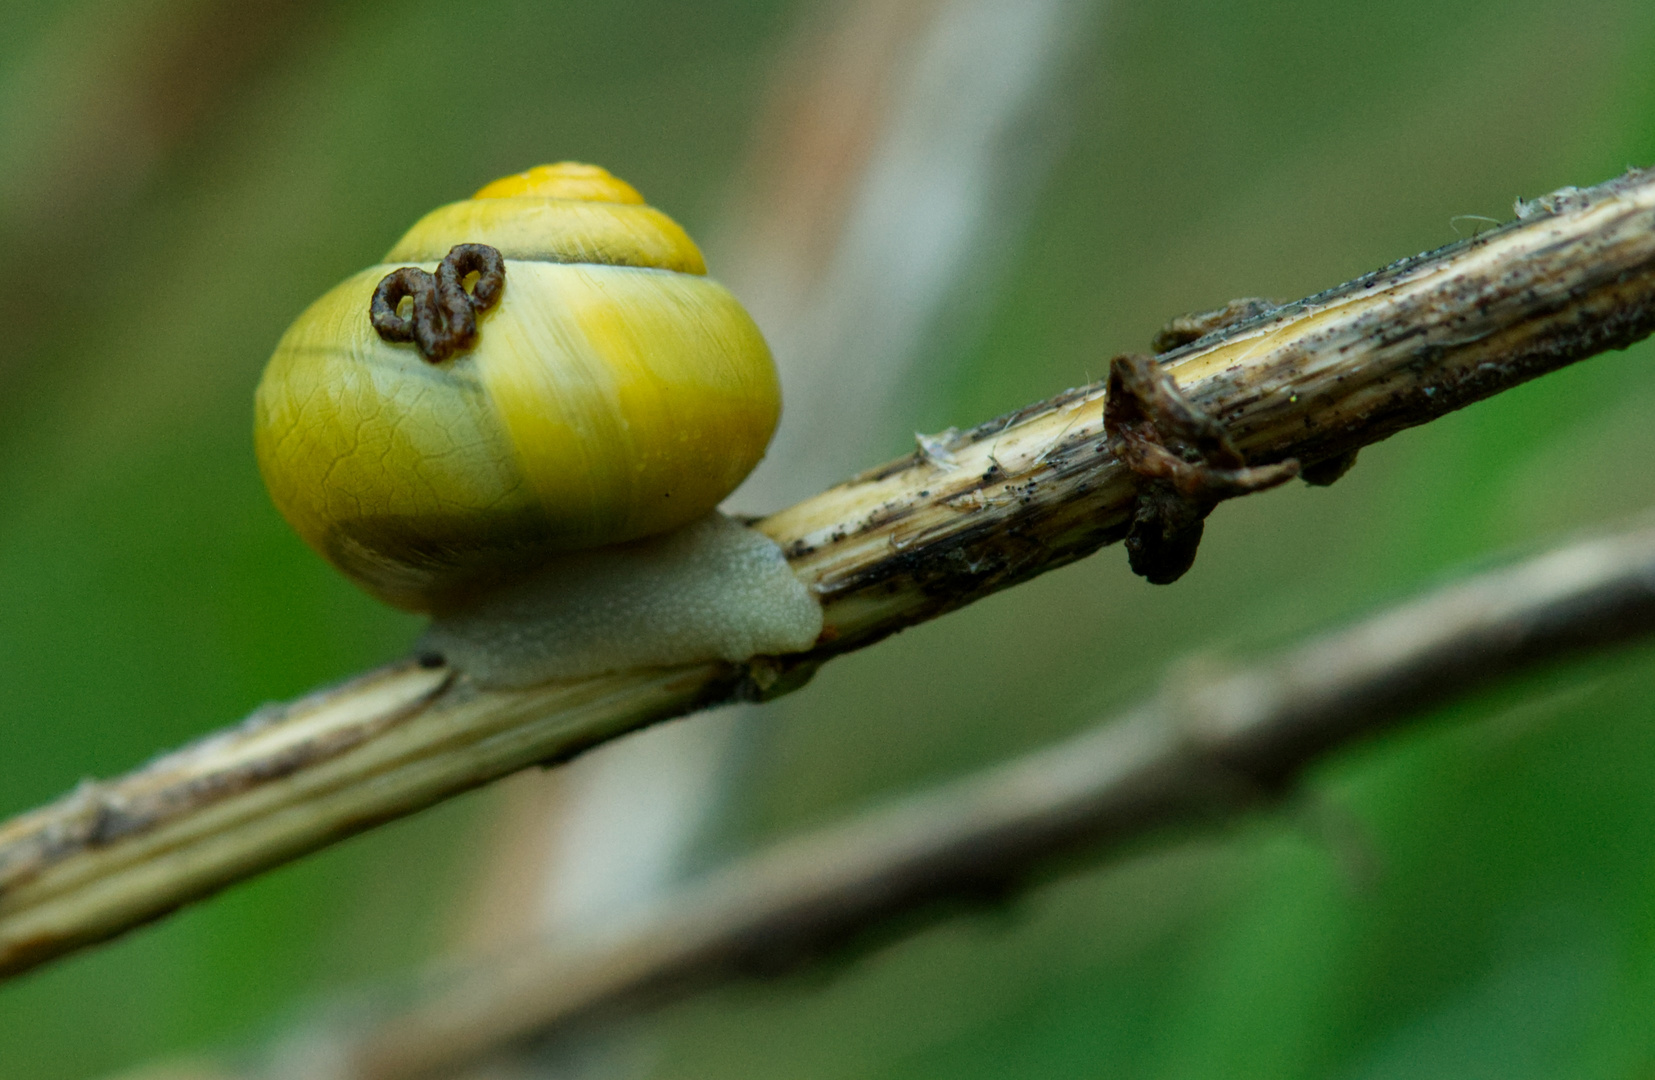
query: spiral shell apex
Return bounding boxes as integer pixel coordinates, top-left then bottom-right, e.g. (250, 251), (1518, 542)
(254, 163), (781, 612)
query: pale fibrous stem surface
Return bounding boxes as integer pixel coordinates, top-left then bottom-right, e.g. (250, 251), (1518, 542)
(6, 169), (1655, 981)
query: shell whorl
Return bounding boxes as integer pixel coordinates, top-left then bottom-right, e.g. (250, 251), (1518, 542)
(385, 163), (707, 274)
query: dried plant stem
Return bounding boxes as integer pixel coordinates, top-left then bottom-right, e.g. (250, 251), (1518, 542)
(7, 168), (1655, 981)
(255, 518), (1655, 1080)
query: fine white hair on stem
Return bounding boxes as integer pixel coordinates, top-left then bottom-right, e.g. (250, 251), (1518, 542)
(1450, 212), (1505, 236)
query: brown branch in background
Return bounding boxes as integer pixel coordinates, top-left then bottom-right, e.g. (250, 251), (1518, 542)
(6, 166), (1655, 982)
(190, 517), (1655, 1080)
(0, 0), (326, 378)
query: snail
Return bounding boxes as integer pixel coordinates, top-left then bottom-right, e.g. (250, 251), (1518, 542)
(255, 163), (822, 685)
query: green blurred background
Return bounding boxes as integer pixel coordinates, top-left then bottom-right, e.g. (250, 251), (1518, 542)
(6, 0), (1655, 1077)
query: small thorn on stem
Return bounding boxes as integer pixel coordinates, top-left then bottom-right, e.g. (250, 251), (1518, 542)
(1104, 354), (1299, 583)
(1151, 297), (1279, 354)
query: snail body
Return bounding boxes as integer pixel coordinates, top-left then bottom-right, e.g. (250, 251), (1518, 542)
(255, 164), (782, 613)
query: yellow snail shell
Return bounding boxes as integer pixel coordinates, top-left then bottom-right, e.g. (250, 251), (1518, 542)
(254, 163), (783, 613)
(255, 164), (821, 686)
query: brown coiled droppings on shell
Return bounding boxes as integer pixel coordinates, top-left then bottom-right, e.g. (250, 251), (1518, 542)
(370, 243), (507, 362)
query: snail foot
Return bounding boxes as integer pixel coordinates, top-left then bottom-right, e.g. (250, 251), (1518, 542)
(1104, 354), (1300, 584)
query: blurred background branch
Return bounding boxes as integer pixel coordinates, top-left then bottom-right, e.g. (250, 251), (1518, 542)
(0, 0), (329, 393)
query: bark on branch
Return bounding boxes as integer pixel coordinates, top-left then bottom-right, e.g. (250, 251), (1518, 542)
(6, 168), (1655, 981)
